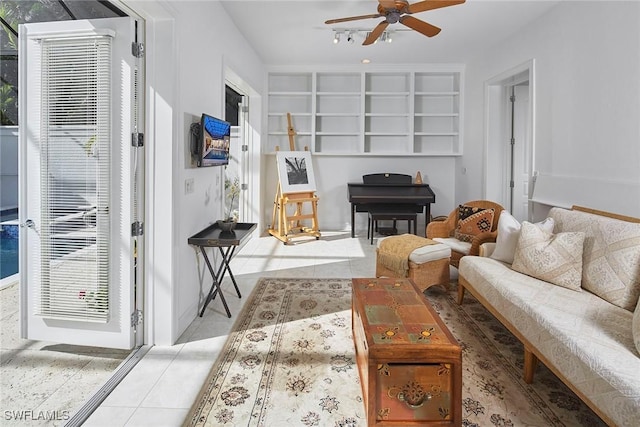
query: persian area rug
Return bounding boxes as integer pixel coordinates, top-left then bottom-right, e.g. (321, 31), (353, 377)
(184, 278), (605, 427)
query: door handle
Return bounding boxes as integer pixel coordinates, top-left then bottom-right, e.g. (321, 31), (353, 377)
(22, 219), (35, 229)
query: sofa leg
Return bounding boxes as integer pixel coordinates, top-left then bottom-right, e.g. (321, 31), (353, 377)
(524, 348), (538, 383)
(457, 283), (465, 304)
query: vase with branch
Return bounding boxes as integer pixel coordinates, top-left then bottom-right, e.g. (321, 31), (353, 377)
(218, 176), (240, 232)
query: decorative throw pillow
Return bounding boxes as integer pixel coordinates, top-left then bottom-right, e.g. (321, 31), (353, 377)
(512, 221), (586, 291)
(490, 211), (555, 264)
(633, 297), (640, 356)
(454, 205), (494, 243)
(549, 207), (640, 311)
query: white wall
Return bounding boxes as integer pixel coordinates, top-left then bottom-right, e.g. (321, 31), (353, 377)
(262, 155), (456, 235)
(135, 0), (640, 345)
(459, 1), (640, 215)
(173, 2), (264, 340)
(127, 0), (265, 344)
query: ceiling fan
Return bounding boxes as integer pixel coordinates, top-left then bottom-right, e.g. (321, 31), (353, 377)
(325, 0), (465, 45)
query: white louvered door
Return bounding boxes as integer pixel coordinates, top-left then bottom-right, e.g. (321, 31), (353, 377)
(19, 17), (141, 349)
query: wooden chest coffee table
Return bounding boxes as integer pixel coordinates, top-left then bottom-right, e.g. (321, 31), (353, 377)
(352, 277), (462, 426)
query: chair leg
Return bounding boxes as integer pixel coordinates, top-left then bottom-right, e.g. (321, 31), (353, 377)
(457, 283), (466, 304)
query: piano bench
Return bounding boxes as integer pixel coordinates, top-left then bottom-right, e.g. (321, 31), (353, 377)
(376, 237), (451, 292)
(368, 212), (417, 244)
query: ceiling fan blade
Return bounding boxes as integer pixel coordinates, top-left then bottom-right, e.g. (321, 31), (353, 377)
(325, 14), (382, 25)
(408, 0), (465, 14)
(399, 15), (441, 37)
(363, 21), (389, 45)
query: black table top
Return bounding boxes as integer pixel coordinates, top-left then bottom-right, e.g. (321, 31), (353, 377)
(188, 222), (257, 247)
(347, 182), (435, 202)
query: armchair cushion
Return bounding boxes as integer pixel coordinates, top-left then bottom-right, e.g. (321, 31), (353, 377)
(432, 237), (472, 255)
(454, 205), (495, 243)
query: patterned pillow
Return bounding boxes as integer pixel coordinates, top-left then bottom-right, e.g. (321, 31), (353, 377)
(490, 211), (555, 264)
(549, 207), (640, 311)
(454, 205), (494, 243)
(512, 221), (586, 291)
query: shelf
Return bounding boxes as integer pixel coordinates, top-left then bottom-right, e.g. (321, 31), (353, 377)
(316, 92), (360, 96)
(266, 69), (463, 155)
(268, 131), (312, 136)
(365, 92), (411, 96)
(365, 113), (409, 117)
(365, 132), (410, 136)
(414, 92), (460, 96)
(414, 113), (459, 117)
(268, 91), (312, 96)
(316, 113), (360, 117)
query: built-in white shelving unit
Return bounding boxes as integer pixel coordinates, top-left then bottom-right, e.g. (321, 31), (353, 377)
(266, 67), (463, 156)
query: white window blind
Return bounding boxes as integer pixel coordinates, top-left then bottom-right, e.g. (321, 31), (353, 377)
(36, 35), (112, 322)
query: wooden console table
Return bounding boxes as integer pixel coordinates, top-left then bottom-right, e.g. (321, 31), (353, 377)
(188, 222), (256, 318)
(352, 277), (462, 425)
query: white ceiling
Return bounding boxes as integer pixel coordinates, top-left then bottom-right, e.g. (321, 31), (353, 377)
(220, 0), (561, 66)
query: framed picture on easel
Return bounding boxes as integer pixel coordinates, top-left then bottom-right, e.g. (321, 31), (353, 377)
(276, 150), (317, 194)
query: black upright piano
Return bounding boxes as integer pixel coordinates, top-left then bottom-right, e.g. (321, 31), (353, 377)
(347, 173), (436, 238)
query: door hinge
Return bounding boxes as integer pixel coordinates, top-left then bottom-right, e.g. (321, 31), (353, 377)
(241, 105), (249, 113)
(510, 180), (515, 188)
(241, 144), (248, 152)
(241, 183), (248, 190)
(132, 132), (144, 147)
(510, 94), (516, 103)
(131, 221), (144, 236)
(130, 309), (143, 327)
(510, 137), (515, 145)
(131, 42), (144, 58)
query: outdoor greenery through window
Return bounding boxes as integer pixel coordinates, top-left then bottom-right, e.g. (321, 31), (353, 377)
(0, 1), (125, 125)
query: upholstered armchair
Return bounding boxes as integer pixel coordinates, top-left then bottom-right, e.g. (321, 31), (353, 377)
(426, 200), (504, 268)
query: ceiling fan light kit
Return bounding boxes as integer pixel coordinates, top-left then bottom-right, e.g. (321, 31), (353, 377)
(325, 0), (465, 46)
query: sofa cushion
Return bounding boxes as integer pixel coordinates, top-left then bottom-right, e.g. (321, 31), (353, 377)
(549, 207), (640, 311)
(490, 211), (555, 264)
(454, 205), (494, 243)
(512, 221), (586, 291)
(459, 256), (640, 427)
(634, 297), (640, 356)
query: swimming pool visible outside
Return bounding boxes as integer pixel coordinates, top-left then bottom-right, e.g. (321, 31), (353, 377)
(1, 219), (19, 282)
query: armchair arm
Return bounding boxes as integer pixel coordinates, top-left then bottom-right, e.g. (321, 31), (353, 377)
(426, 210), (457, 239)
(469, 231), (498, 256)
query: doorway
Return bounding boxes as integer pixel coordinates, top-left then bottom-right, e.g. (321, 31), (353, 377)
(485, 60), (535, 222)
(224, 67), (262, 227)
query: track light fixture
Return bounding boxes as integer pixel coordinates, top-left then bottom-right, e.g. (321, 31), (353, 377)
(332, 29), (394, 44)
(347, 31), (355, 44)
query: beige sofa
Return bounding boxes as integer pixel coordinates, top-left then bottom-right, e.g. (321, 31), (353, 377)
(457, 206), (640, 427)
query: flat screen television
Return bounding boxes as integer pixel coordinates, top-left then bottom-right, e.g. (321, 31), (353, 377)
(193, 113), (231, 167)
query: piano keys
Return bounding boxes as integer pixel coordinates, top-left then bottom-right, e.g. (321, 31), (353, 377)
(347, 173), (436, 238)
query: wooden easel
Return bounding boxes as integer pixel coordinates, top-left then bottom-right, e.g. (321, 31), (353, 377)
(268, 113), (321, 245)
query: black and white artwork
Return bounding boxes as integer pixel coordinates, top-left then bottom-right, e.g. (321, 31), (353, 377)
(276, 151), (316, 193)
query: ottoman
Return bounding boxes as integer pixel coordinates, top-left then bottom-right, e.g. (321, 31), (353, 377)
(376, 236), (451, 291)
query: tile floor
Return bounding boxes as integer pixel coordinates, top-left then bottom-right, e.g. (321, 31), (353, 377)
(83, 231), (386, 426)
(0, 282), (131, 426)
